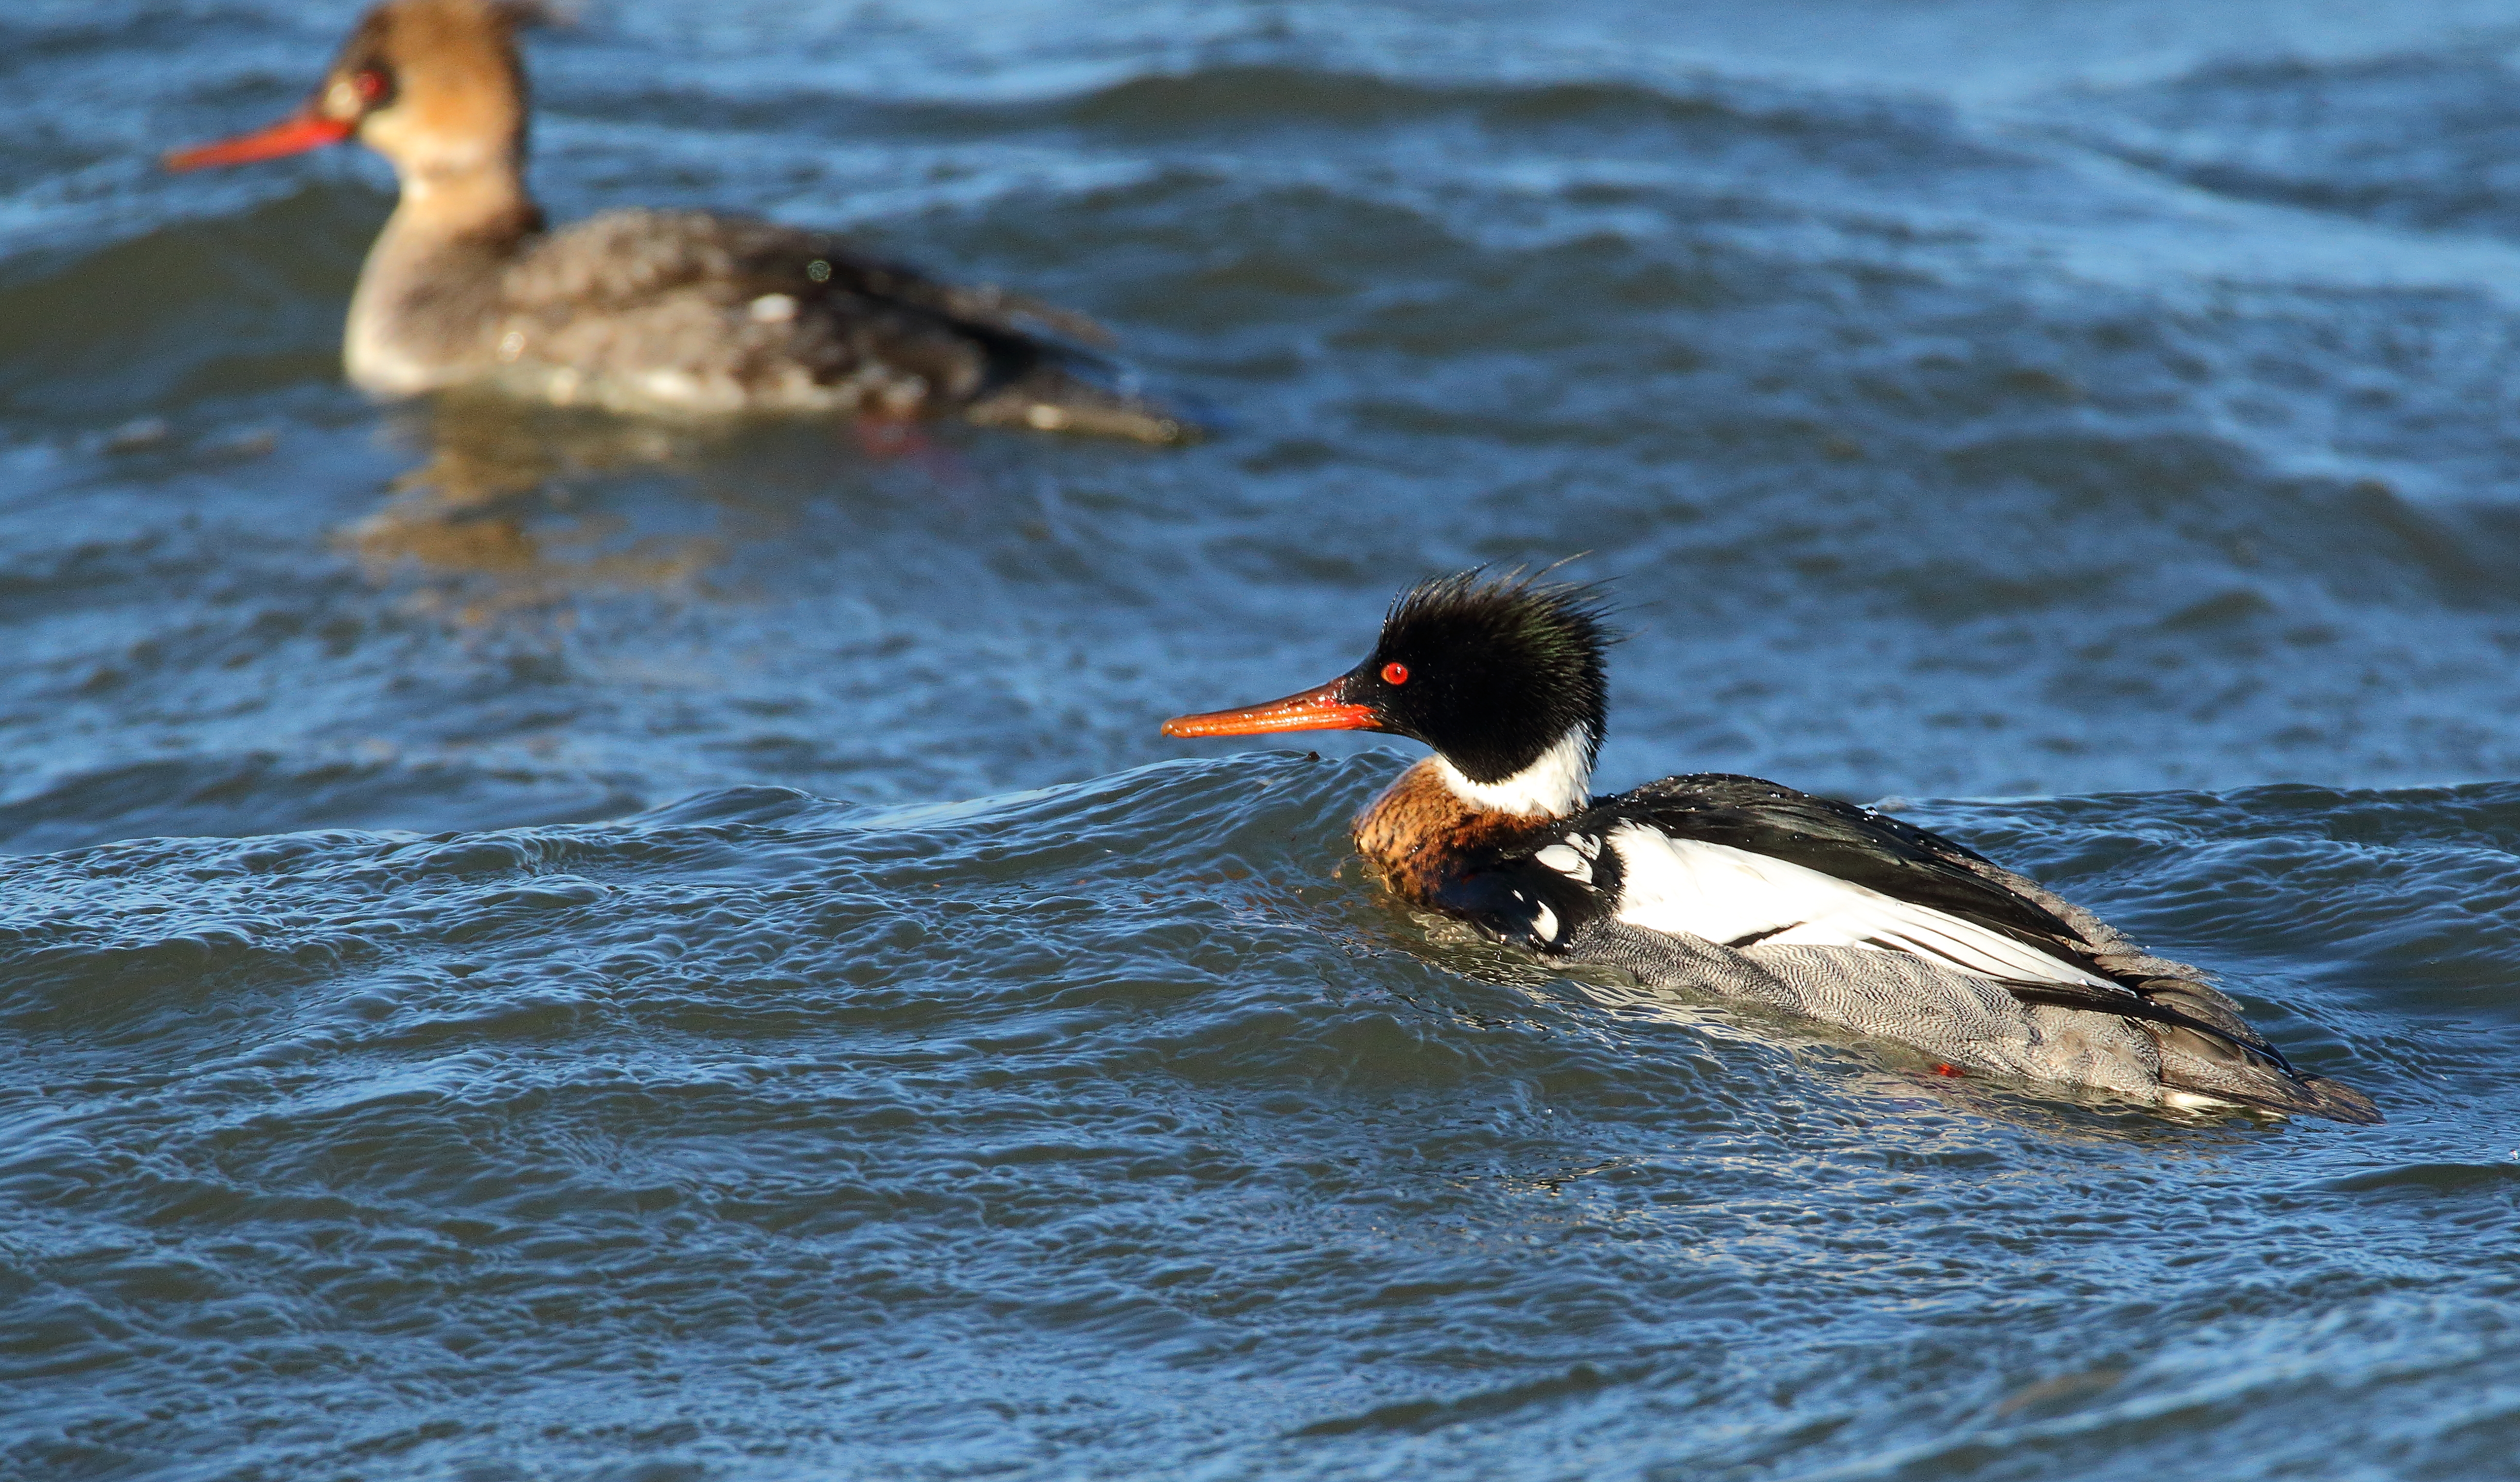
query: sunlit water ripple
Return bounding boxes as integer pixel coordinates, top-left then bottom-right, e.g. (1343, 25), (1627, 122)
(3, 2), (2517, 1478)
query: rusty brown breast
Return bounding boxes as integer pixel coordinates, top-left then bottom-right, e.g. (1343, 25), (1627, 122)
(1352, 758), (1560, 905)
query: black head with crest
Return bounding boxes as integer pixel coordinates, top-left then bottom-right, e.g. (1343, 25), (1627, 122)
(1162, 568), (1617, 786)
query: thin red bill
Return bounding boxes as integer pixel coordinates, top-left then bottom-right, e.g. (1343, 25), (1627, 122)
(1161, 678), (1374, 738)
(166, 111), (356, 171)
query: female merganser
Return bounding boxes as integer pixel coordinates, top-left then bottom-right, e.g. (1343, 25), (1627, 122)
(1163, 571), (2381, 1123)
(165, 0), (1191, 442)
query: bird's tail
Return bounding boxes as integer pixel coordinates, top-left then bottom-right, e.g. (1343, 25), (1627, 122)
(2137, 980), (2384, 1124)
(964, 363), (1204, 446)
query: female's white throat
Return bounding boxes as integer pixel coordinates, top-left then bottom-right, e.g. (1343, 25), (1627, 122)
(1429, 725), (1596, 819)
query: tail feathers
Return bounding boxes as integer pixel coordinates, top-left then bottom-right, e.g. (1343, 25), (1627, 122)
(2295, 1074), (2385, 1124)
(2002, 975), (2382, 1125)
(2138, 976), (2384, 1124)
(964, 365), (1203, 445)
(2149, 1019), (2384, 1124)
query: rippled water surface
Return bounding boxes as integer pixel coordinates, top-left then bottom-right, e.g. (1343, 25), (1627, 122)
(6, 2), (2519, 1478)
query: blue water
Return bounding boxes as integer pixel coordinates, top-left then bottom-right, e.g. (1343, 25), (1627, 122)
(3, 2), (2517, 1478)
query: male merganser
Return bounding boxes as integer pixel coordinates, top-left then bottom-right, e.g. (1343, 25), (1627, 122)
(1163, 571), (2381, 1123)
(165, 0), (1191, 442)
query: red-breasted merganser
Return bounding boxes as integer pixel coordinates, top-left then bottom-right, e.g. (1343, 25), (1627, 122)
(165, 0), (1191, 442)
(1162, 571), (2381, 1123)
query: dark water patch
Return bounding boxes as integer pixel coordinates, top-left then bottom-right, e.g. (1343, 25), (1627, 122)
(2322, 1159), (2520, 1198)
(0, 752), (644, 860)
(1052, 63), (2003, 180)
(2054, 49), (2520, 239)
(572, 61), (1996, 185)
(0, 184), (377, 421)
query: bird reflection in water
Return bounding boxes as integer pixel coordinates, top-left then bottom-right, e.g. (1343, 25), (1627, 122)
(343, 395), (759, 622)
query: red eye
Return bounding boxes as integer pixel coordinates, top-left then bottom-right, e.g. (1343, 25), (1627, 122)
(1381, 662), (1409, 685)
(353, 69), (390, 102)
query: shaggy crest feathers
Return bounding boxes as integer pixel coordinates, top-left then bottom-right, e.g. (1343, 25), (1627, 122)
(1364, 568), (1617, 785)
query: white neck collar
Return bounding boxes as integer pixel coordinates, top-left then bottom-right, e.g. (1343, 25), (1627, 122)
(1430, 725), (1595, 819)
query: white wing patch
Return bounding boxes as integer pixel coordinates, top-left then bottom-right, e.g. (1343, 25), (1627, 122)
(1603, 823), (2114, 991)
(1500, 885), (1563, 946)
(1534, 843), (1592, 882)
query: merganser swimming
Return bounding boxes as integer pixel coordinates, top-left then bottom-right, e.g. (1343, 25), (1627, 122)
(165, 0), (1191, 442)
(1162, 571), (2381, 1124)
